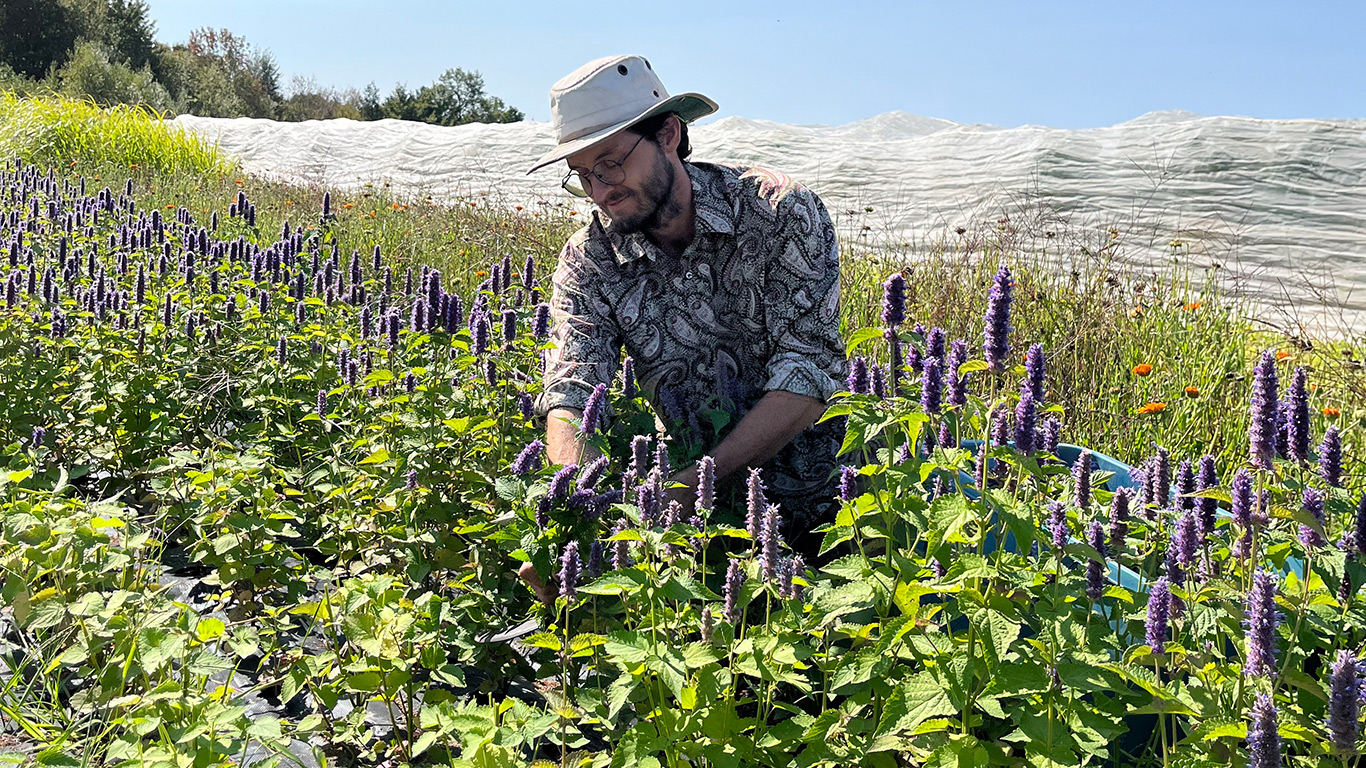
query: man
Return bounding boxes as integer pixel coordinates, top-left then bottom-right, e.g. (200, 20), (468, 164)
(525, 54), (846, 582)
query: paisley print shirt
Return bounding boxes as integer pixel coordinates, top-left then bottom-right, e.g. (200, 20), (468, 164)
(535, 161), (847, 531)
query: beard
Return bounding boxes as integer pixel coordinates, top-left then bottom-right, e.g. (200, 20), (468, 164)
(603, 148), (677, 236)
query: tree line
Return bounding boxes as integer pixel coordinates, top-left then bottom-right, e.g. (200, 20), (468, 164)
(0, 0), (524, 124)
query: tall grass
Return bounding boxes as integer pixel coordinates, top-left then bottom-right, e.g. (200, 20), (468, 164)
(14, 91), (1360, 478)
(0, 91), (233, 176)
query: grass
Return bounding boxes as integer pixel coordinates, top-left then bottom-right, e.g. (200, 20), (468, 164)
(10, 89), (1363, 475)
(0, 92), (232, 177)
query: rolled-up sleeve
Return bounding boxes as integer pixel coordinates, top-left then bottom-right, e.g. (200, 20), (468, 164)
(534, 240), (622, 419)
(761, 188), (846, 404)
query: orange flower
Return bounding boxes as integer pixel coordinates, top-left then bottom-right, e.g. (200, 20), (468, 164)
(1323, 407), (1341, 417)
(234, 179), (243, 184)
(1183, 301), (1202, 311)
(285, 200), (294, 205)
(369, 212), (376, 217)
(1184, 386), (1200, 398)
(568, 210), (579, 216)
(1132, 363), (1154, 376)
(1275, 350), (1291, 361)
(343, 203), (354, 209)
(469, 201), (477, 207)
(475, 270), (488, 277)
(164, 205), (175, 210)
(1130, 305), (1144, 317)
(129, 163), (139, 169)
(1137, 402), (1167, 415)
(392, 203), (401, 209)
(515, 205), (524, 211)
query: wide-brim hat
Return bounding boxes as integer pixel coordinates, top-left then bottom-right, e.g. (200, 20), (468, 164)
(526, 54), (717, 175)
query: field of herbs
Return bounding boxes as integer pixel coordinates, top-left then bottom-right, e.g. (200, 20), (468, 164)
(2, 94), (1366, 768)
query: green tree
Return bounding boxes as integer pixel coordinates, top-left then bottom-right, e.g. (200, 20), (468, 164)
(0, 0), (80, 79)
(415, 67), (523, 125)
(55, 38), (172, 111)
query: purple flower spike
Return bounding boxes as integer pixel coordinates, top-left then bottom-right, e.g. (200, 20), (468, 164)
(1025, 343), (1046, 404)
(621, 356), (637, 399)
(991, 408), (1010, 447)
(559, 541), (580, 603)
(881, 273), (906, 328)
(1250, 351), (1280, 470)
(920, 356), (943, 414)
(746, 468), (766, 540)
(839, 466), (858, 501)
(1013, 386), (1036, 454)
(925, 327), (947, 364)
(29, 426), (45, 449)
(946, 340), (969, 407)
(1247, 693), (1282, 768)
(1356, 494), (1366, 558)
(1286, 367), (1310, 463)
(1108, 488), (1130, 556)
(1329, 649), (1361, 754)
(610, 519), (632, 570)
(580, 383), (607, 435)
(696, 455), (715, 512)
(532, 302), (550, 339)
(1320, 426), (1343, 488)
(847, 356), (870, 395)
(1146, 449), (1168, 510)
(1245, 569), (1280, 677)
(1300, 488), (1326, 550)
(548, 463), (579, 501)
(511, 440), (544, 475)
(1086, 521), (1106, 600)
(1176, 459), (1195, 513)
(1146, 577), (1172, 654)
(700, 607), (715, 643)
(983, 265), (1013, 373)
(500, 308), (517, 345)
(761, 504), (782, 582)
(870, 363), (887, 399)
(724, 560), (744, 625)
(629, 436), (651, 480)
(578, 456), (609, 492)
(316, 389), (327, 420)
(1196, 456), (1218, 539)
(1231, 468), (1254, 558)
(1048, 501), (1067, 552)
(1072, 449), (1092, 510)
(1038, 416), (1061, 456)
(1166, 510), (1196, 585)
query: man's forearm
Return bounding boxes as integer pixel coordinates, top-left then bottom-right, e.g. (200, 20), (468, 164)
(546, 406), (602, 466)
(673, 390), (829, 490)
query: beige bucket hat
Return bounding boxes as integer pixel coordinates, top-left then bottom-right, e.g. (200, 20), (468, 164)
(526, 54), (718, 175)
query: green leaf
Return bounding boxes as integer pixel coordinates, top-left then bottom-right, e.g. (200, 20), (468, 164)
(521, 632), (562, 651)
(359, 448), (391, 466)
(579, 569), (647, 596)
(195, 617), (226, 642)
(871, 672), (957, 749)
(956, 360), (990, 374)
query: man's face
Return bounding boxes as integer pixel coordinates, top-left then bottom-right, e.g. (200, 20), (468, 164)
(566, 130), (676, 235)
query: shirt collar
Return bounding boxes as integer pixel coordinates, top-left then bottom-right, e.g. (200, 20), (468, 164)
(597, 162), (737, 267)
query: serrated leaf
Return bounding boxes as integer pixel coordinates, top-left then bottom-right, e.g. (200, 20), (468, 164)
(521, 632), (562, 651)
(871, 672), (957, 749)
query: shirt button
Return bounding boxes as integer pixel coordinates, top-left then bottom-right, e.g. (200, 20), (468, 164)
(685, 271), (694, 279)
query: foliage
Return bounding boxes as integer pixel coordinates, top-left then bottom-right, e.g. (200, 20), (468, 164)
(0, 112), (1364, 763)
(54, 39), (174, 112)
(0, 91), (233, 175)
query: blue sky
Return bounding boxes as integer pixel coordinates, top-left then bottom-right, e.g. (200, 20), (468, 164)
(144, 0), (1366, 128)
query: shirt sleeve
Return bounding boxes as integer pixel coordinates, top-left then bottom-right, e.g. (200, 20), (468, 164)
(761, 187), (847, 404)
(534, 239), (623, 419)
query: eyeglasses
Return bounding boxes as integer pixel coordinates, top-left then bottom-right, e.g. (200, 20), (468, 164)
(561, 134), (646, 198)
